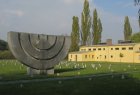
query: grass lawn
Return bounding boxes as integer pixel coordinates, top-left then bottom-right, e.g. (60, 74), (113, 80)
(0, 74), (140, 95)
(0, 60), (140, 95)
(1, 60), (140, 80)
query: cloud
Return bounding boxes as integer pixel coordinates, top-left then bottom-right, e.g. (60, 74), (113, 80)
(0, 0), (138, 42)
(63, 0), (83, 4)
(62, 0), (93, 5)
(4, 10), (24, 17)
(116, 1), (137, 9)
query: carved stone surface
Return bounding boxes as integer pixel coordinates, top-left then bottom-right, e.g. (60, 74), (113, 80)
(7, 31), (71, 70)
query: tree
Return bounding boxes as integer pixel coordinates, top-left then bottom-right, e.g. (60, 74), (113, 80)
(134, 0), (140, 27)
(98, 18), (102, 43)
(92, 9), (102, 45)
(123, 16), (132, 41)
(131, 32), (140, 43)
(135, 0), (140, 4)
(87, 31), (92, 45)
(0, 39), (8, 50)
(81, 0), (91, 45)
(70, 16), (80, 52)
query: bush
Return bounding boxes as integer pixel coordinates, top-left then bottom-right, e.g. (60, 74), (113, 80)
(0, 39), (8, 50)
(0, 50), (15, 59)
(131, 32), (140, 43)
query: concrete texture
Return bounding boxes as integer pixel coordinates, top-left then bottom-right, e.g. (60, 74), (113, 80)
(7, 31), (71, 71)
(27, 67), (54, 75)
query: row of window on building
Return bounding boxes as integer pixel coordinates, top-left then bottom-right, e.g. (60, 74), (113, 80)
(70, 54), (140, 60)
(81, 47), (134, 51)
(71, 54), (115, 59)
(85, 55), (114, 59)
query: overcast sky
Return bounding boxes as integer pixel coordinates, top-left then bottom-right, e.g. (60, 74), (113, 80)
(0, 0), (139, 43)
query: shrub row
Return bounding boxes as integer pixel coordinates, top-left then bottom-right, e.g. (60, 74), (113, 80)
(0, 50), (15, 59)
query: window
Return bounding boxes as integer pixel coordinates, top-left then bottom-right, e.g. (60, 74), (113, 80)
(75, 55), (77, 61)
(103, 48), (105, 50)
(139, 48), (140, 50)
(122, 47), (126, 50)
(97, 57), (98, 59)
(105, 55), (106, 59)
(98, 48), (101, 50)
(71, 55), (72, 58)
(129, 47), (133, 50)
(85, 55), (87, 58)
(89, 55), (90, 58)
(111, 48), (113, 50)
(89, 49), (91, 51)
(111, 55), (113, 58)
(81, 49), (83, 51)
(115, 48), (119, 50)
(81, 49), (86, 51)
(92, 55), (94, 58)
(93, 48), (96, 51)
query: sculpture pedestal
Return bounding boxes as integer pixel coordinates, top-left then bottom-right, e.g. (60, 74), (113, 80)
(27, 67), (54, 76)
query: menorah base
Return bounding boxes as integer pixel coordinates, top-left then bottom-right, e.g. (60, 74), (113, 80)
(27, 67), (54, 76)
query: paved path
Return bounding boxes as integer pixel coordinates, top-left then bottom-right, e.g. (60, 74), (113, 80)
(0, 71), (140, 85)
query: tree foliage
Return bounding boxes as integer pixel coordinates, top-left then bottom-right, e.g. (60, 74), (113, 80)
(135, 0), (140, 5)
(134, 0), (140, 27)
(98, 18), (102, 43)
(123, 16), (132, 41)
(92, 9), (102, 45)
(81, 0), (91, 45)
(131, 32), (140, 43)
(0, 39), (8, 50)
(70, 16), (80, 52)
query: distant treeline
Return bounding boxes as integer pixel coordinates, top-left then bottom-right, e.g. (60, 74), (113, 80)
(0, 39), (15, 59)
(0, 39), (8, 50)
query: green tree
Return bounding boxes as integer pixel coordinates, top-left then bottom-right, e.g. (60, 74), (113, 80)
(123, 16), (132, 41)
(81, 0), (91, 45)
(135, 0), (140, 4)
(98, 18), (102, 43)
(87, 31), (92, 45)
(92, 9), (102, 45)
(0, 39), (8, 50)
(134, 0), (140, 28)
(70, 16), (80, 52)
(131, 32), (140, 43)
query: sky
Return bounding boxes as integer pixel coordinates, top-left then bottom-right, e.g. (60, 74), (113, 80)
(0, 0), (139, 43)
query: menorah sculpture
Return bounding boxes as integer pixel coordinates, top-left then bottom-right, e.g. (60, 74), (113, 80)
(7, 31), (71, 75)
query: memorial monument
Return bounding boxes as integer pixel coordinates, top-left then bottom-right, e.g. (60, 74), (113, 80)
(7, 31), (71, 75)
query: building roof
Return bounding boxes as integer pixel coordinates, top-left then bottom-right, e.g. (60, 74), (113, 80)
(80, 43), (137, 48)
(69, 51), (94, 54)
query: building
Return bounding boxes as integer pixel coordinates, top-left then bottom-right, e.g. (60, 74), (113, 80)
(68, 39), (140, 63)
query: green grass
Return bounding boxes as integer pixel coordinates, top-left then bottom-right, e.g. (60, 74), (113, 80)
(0, 74), (140, 95)
(1, 60), (140, 95)
(0, 60), (140, 80)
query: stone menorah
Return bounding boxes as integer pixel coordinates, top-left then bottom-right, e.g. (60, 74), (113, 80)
(7, 31), (71, 75)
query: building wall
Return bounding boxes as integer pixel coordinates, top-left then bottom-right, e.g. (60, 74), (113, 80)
(68, 54), (83, 61)
(134, 44), (140, 63)
(81, 52), (95, 62)
(68, 43), (140, 63)
(107, 46), (134, 63)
